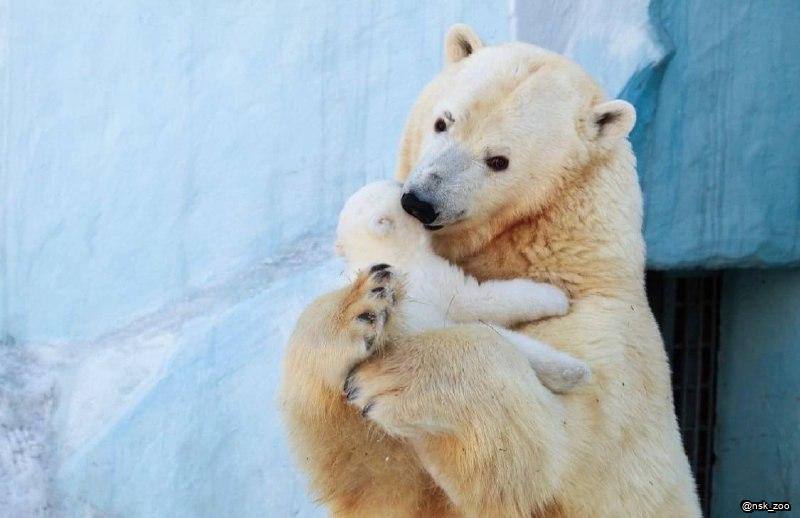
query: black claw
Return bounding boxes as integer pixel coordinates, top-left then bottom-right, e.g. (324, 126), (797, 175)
(364, 335), (375, 351)
(371, 287), (385, 298)
(361, 401), (375, 418)
(357, 311), (376, 324)
(370, 263), (391, 273)
(343, 365), (359, 399)
(372, 269), (391, 281)
(346, 384), (360, 401)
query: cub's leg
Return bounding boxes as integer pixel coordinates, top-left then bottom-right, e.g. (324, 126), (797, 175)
(493, 327), (590, 393)
(447, 275), (586, 393)
(280, 265), (453, 517)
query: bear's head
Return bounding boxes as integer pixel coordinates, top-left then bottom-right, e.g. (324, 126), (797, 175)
(396, 24), (636, 235)
(336, 180), (432, 272)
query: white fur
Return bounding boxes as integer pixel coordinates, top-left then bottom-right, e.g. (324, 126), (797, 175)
(336, 180), (590, 393)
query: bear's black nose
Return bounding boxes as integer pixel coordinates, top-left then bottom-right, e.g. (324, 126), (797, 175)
(401, 191), (438, 225)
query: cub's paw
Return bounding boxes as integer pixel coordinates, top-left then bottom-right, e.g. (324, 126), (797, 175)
(538, 284), (570, 316)
(536, 357), (591, 394)
(512, 280), (570, 319)
(343, 264), (403, 355)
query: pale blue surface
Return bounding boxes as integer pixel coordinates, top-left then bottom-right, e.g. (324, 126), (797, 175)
(515, 0), (664, 99)
(1, 0), (507, 343)
(0, 1), (509, 516)
(56, 254), (342, 517)
(713, 268), (800, 517)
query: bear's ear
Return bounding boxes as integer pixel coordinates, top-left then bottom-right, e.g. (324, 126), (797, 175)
(369, 215), (394, 236)
(589, 100), (636, 143)
(444, 24), (483, 65)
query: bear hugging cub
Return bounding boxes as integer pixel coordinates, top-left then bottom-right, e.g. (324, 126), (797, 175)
(281, 24), (701, 518)
(335, 179), (592, 395)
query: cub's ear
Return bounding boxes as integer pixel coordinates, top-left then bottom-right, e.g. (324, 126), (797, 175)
(589, 100), (636, 143)
(370, 215), (394, 236)
(444, 24), (483, 65)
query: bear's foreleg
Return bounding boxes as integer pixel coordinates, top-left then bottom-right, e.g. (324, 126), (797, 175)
(281, 267), (452, 517)
(345, 324), (572, 517)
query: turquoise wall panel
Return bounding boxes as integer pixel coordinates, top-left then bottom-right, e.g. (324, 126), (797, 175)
(628, 1), (800, 268)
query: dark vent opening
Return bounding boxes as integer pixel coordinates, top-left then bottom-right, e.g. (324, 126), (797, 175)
(646, 270), (722, 517)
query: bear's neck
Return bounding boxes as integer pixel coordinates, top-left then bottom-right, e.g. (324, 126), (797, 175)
(431, 144), (646, 301)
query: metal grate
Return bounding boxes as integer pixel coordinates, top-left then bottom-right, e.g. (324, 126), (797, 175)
(646, 270), (722, 517)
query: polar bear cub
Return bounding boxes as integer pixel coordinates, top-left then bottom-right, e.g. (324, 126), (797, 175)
(335, 180), (590, 393)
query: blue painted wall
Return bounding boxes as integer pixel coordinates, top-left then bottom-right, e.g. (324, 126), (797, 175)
(630, 0), (800, 269)
(713, 268), (800, 517)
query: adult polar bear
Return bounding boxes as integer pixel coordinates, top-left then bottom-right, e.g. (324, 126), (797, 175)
(282, 25), (700, 517)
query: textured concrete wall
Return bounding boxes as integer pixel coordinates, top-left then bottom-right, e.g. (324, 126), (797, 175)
(0, 0), (509, 343)
(713, 269), (800, 517)
(0, 2), (510, 516)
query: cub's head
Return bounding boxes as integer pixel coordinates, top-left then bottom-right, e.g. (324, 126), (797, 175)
(397, 24), (636, 232)
(336, 180), (431, 269)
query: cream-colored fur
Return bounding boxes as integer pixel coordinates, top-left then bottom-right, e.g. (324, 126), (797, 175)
(281, 269), (455, 517)
(281, 25), (700, 517)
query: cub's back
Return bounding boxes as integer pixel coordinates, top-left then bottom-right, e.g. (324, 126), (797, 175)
(398, 257), (467, 333)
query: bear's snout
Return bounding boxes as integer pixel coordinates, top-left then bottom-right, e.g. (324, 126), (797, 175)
(401, 191), (438, 225)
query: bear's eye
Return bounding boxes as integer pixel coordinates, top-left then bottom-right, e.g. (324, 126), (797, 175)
(434, 118), (447, 133)
(485, 156), (509, 171)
